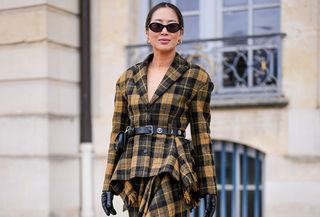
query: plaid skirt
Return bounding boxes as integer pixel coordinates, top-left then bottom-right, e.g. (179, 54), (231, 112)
(118, 173), (192, 217)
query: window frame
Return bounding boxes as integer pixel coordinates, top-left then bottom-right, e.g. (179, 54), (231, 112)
(191, 141), (265, 217)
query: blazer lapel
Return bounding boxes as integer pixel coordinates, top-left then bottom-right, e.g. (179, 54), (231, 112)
(149, 53), (189, 105)
(132, 55), (151, 105)
(133, 52), (190, 105)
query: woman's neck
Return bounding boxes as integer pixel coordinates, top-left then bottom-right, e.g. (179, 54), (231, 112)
(150, 51), (176, 68)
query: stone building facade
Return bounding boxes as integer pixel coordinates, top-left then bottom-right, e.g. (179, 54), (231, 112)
(0, 0), (319, 217)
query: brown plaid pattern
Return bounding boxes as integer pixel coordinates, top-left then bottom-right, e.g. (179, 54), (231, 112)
(102, 52), (217, 209)
(125, 174), (190, 217)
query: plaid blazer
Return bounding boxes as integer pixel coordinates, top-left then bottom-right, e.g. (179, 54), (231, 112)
(103, 52), (217, 199)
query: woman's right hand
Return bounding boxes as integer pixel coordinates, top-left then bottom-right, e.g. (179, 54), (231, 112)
(101, 191), (117, 216)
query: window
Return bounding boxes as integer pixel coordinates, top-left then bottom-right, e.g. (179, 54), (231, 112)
(191, 141), (264, 217)
(218, 0), (282, 98)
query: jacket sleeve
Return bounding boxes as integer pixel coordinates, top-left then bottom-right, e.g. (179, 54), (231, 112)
(102, 78), (130, 192)
(188, 77), (218, 197)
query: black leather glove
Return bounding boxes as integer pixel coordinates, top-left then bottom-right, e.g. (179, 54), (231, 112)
(204, 194), (217, 217)
(101, 191), (117, 216)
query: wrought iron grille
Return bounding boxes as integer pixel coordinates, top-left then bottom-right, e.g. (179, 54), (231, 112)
(126, 33), (285, 98)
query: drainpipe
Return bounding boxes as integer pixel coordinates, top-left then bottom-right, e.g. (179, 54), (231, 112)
(79, 0), (94, 217)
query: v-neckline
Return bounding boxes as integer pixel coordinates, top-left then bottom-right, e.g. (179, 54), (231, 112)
(134, 52), (188, 106)
(145, 66), (171, 104)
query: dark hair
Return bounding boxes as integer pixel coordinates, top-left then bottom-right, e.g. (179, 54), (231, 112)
(145, 2), (184, 30)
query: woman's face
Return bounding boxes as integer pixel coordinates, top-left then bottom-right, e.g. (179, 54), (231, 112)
(146, 7), (183, 53)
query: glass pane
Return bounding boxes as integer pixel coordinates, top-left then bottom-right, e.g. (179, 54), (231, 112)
(176, 0), (199, 11)
(215, 152), (221, 185)
(224, 11), (248, 36)
(223, 11), (248, 45)
(183, 15), (199, 40)
(254, 0), (280, 4)
(226, 152), (233, 184)
(253, 8), (280, 35)
(240, 153), (250, 185)
(248, 191), (254, 217)
(216, 190), (221, 216)
(240, 191), (255, 217)
(260, 190), (263, 217)
(247, 157), (255, 184)
(226, 190), (232, 217)
(224, 0), (248, 7)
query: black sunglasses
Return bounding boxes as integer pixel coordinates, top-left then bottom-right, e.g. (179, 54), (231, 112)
(148, 22), (182, 33)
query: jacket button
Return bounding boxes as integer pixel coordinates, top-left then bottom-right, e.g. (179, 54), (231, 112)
(143, 148), (148, 154)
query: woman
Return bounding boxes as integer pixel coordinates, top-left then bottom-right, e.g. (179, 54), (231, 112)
(101, 2), (217, 217)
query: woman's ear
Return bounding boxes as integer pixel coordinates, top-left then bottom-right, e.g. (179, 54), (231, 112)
(180, 27), (184, 36)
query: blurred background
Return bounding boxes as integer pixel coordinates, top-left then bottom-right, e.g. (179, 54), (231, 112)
(0, 0), (319, 217)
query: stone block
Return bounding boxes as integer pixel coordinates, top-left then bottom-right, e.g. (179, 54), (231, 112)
(282, 29), (318, 108)
(49, 157), (79, 217)
(0, 157), (49, 217)
(48, 116), (79, 155)
(0, 42), (79, 82)
(282, 0), (318, 32)
(288, 109), (320, 156)
(265, 181), (320, 217)
(0, 116), (48, 155)
(0, 6), (79, 47)
(47, 42), (79, 83)
(0, 42), (47, 80)
(47, 8), (79, 47)
(0, 6), (46, 44)
(48, 0), (79, 14)
(281, 0), (319, 109)
(0, 80), (79, 116)
(265, 155), (320, 217)
(47, 80), (79, 116)
(0, 0), (78, 20)
(0, 0), (44, 10)
(266, 155), (320, 182)
(0, 80), (48, 115)
(212, 108), (288, 154)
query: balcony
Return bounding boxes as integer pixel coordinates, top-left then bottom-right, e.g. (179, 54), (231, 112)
(126, 33), (288, 108)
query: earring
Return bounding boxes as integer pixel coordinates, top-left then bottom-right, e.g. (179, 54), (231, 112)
(147, 39), (150, 44)
(177, 39), (182, 45)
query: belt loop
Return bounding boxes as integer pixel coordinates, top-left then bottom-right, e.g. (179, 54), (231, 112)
(125, 125), (134, 137)
(145, 125), (153, 134)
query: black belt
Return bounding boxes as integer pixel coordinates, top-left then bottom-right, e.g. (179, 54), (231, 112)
(125, 125), (185, 137)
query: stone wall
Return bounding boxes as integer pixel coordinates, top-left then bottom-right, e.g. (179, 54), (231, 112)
(0, 0), (319, 217)
(0, 1), (80, 216)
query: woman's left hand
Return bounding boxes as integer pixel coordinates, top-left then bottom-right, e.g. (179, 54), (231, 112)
(101, 191), (117, 216)
(204, 194), (217, 217)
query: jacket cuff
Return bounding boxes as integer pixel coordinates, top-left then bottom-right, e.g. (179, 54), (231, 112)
(196, 154), (218, 196)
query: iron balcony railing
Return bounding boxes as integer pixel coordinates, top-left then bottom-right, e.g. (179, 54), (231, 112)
(126, 33), (286, 99)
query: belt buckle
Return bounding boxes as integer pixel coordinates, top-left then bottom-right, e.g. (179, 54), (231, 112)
(145, 125), (153, 135)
